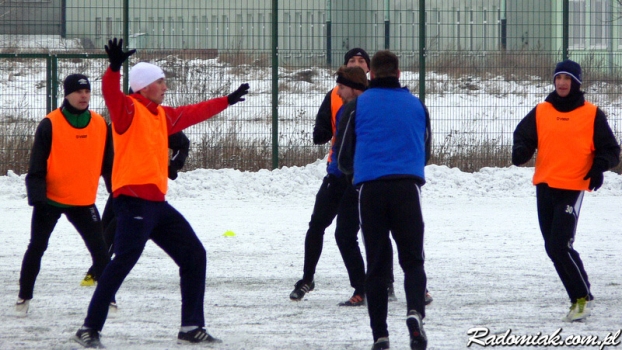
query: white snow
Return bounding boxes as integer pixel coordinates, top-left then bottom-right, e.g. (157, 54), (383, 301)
(1, 162), (622, 349)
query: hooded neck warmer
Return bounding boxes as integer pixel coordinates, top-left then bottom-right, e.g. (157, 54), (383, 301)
(546, 89), (585, 113)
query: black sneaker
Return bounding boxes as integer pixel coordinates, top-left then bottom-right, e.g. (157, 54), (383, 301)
(177, 327), (222, 344)
(371, 337), (390, 350)
(289, 279), (315, 301)
(407, 310), (427, 350)
(338, 293), (365, 306)
(72, 328), (105, 349)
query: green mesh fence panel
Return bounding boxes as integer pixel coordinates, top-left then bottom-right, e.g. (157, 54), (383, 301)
(1, 0), (622, 174)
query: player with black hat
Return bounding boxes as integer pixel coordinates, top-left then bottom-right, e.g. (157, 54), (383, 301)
(15, 73), (113, 317)
(289, 47), (417, 306)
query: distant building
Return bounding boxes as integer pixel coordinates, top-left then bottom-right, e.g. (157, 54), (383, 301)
(1, 0), (621, 67)
(0, 0), (64, 36)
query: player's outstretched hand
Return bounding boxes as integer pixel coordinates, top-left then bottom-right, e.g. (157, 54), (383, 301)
(227, 83), (250, 105)
(104, 38), (136, 72)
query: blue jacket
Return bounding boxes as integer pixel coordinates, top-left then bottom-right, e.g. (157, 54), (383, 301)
(338, 77), (430, 186)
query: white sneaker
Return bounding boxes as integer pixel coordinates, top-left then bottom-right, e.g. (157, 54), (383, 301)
(108, 301), (118, 318)
(563, 297), (591, 322)
(15, 298), (30, 317)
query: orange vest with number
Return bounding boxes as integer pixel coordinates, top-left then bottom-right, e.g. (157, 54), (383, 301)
(327, 86), (343, 163)
(45, 109), (107, 205)
(533, 101), (596, 191)
(112, 96), (168, 194)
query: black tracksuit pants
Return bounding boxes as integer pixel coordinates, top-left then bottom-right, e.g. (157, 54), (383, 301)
(19, 203), (110, 300)
(83, 195), (207, 331)
(302, 174), (394, 294)
(101, 194), (116, 251)
(359, 179), (426, 341)
(536, 183), (591, 303)
(86, 195), (116, 277)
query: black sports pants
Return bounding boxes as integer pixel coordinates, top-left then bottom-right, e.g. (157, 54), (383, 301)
(359, 179), (426, 341)
(19, 203), (110, 300)
(302, 174), (394, 293)
(536, 183), (591, 303)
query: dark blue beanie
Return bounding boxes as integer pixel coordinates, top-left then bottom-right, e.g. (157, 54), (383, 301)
(553, 60), (582, 85)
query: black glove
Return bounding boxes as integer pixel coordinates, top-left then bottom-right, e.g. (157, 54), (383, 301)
(168, 166), (178, 180)
(583, 159), (608, 191)
(104, 38), (136, 72)
(227, 83), (250, 105)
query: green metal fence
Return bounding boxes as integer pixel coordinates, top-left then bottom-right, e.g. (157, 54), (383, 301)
(1, 0), (622, 175)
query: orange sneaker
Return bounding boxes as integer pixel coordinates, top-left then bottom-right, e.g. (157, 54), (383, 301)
(338, 293), (365, 306)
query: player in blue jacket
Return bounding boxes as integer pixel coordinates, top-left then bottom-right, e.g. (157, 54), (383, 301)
(338, 50), (431, 350)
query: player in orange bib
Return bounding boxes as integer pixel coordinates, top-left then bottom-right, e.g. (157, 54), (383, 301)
(512, 59), (620, 322)
(72, 38), (249, 348)
(16, 74), (113, 317)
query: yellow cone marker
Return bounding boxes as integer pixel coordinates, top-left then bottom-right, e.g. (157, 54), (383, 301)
(223, 230), (236, 237)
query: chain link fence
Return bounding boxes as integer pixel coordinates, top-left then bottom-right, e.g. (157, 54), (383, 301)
(1, 0), (622, 174)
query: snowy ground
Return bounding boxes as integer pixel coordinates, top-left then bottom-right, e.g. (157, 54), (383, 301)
(1, 162), (622, 349)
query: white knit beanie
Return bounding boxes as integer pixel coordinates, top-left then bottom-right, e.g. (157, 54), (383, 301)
(129, 62), (165, 92)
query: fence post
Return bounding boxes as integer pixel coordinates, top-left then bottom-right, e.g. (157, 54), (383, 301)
(271, 0), (279, 169)
(51, 55), (59, 111)
(419, 0), (425, 104)
(123, 0), (130, 93)
(60, 0), (67, 38)
(326, 0), (331, 66)
(562, 0), (569, 60)
(500, 0), (507, 50)
(46, 56), (52, 114)
(384, 0), (390, 49)
(609, 0), (615, 76)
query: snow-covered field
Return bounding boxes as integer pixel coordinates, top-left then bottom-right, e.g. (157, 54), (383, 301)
(1, 162), (621, 349)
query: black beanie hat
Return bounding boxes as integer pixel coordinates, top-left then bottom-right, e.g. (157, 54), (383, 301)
(553, 60), (582, 85)
(63, 74), (91, 96)
(344, 48), (371, 69)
